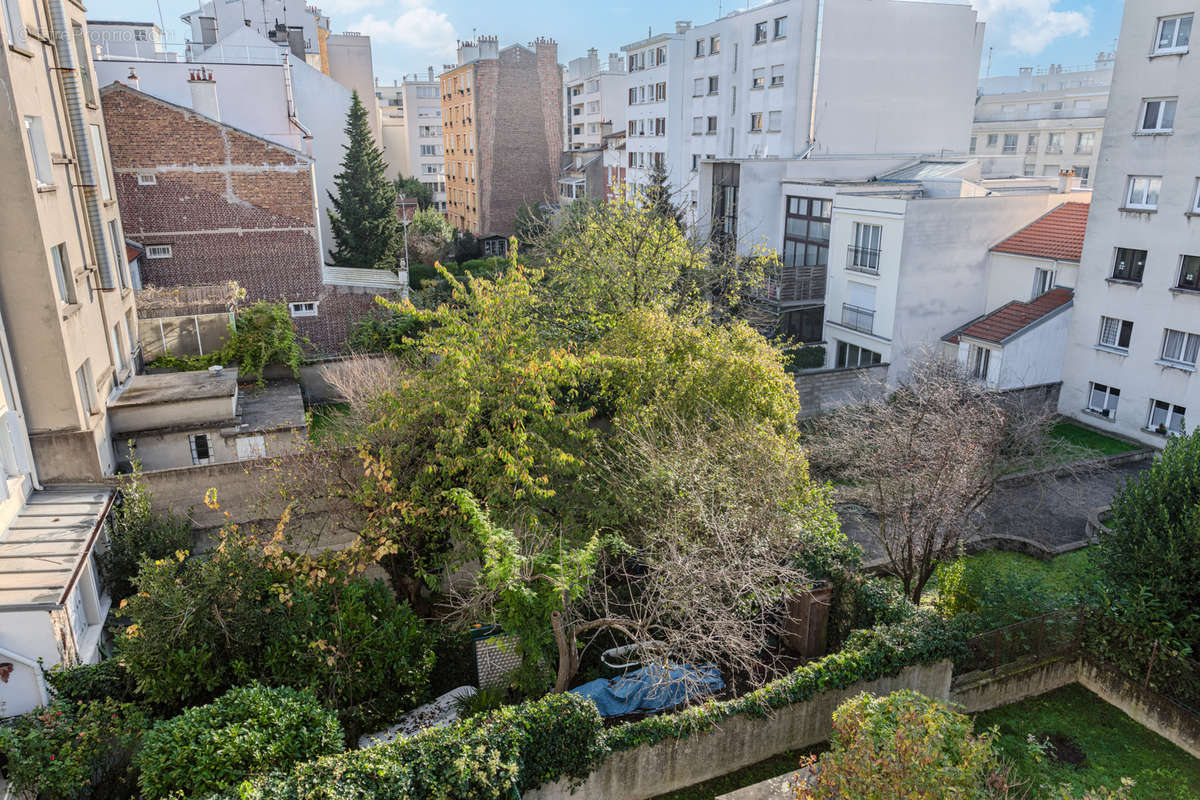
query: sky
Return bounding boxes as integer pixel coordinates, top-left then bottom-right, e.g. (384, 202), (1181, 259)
(85, 0), (1125, 83)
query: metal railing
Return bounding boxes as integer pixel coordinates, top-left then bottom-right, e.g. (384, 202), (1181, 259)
(840, 304), (875, 334)
(846, 246), (881, 274)
(960, 608), (1084, 676)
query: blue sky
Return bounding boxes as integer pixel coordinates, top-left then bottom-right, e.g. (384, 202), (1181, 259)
(86, 0), (1124, 83)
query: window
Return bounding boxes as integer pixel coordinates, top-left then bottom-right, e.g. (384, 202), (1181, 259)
(1027, 103), (1042, 113)
(1023, 164), (1036, 177)
(695, 39), (705, 58)
(986, 134), (999, 148)
(3, 0), (26, 47)
(693, 78), (705, 97)
(50, 244), (74, 304)
(137, 173), (157, 186)
(108, 220), (128, 290)
(419, 145), (438, 156)
(416, 86), (439, 99)
(1098, 316), (1133, 350)
(655, 82), (666, 101)
(770, 64), (784, 87)
(1126, 176), (1162, 210)
(752, 68), (765, 89)
(710, 35), (720, 54)
(1139, 98), (1177, 132)
(835, 341), (882, 368)
(1178, 255), (1200, 291)
(1087, 382), (1120, 418)
(1111, 248), (1147, 282)
(969, 345), (991, 380)
(1075, 132), (1095, 153)
(189, 433), (214, 466)
(75, 361), (94, 417)
(708, 75), (719, 95)
(1194, 180), (1200, 214)
(1154, 14), (1193, 53)
(774, 16), (787, 38)
(1026, 133), (1039, 152)
(767, 110), (782, 132)
(1052, 101), (1064, 110)
(749, 112), (762, 132)
(849, 222), (882, 272)
(968, 136), (976, 155)
(1161, 328), (1200, 366)
(1148, 400), (1187, 435)
(23, 117), (53, 187)
(755, 22), (768, 43)
(656, 47), (666, 65)
(692, 154), (700, 171)
(1075, 165), (1090, 187)
(654, 117), (666, 136)
(706, 115), (717, 134)
(422, 163), (440, 175)
(111, 324), (125, 374)
(1002, 134), (1018, 154)
(1046, 132), (1063, 152)
(781, 196), (832, 302)
(692, 115), (704, 134)
(1033, 267), (1055, 298)
(72, 24), (96, 106)
(146, 244), (173, 259)
(89, 125), (113, 202)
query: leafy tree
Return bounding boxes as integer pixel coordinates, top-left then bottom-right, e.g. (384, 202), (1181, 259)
(514, 201), (550, 249)
(643, 160), (683, 229)
(394, 174), (433, 210)
(405, 206), (454, 265)
(327, 91), (400, 270)
(453, 229), (482, 262)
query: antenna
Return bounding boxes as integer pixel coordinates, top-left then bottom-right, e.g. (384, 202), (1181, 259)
(986, 46), (993, 77)
(156, 0), (165, 31)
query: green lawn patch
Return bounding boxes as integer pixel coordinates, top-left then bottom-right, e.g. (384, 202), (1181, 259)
(307, 402), (350, 444)
(1050, 422), (1141, 458)
(652, 746), (824, 800)
(975, 684), (1200, 800)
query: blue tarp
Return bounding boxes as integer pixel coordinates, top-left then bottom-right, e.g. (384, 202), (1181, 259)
(570, 664), (725, 717)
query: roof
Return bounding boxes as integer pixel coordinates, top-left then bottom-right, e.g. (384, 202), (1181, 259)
(948, 288), (1074, 345)
(879, 160), (970, 181)
(322, 266), (407, 291)
(991, 202), (1089, 262)
(239, 380), (307, 433)
(0, 487), (115, 609)
(110, 368), (238, 409)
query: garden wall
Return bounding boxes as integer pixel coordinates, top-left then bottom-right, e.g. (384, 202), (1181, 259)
(950, 658), (1082, 714)
(793, 363), (888, 419)
(1078, 660), (1200, 759)
(522, 660), (953, 800)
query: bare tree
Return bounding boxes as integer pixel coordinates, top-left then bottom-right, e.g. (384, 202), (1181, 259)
(806, 354), (1081, 604)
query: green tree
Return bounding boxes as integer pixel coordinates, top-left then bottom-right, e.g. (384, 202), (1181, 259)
(514, 202), (550, 249)
(327, 91), (399, 270)
(394, 174), (433, 210)
(643, 160), (683, 229)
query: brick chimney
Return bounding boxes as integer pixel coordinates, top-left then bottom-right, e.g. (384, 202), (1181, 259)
(188, 67), (220, 122)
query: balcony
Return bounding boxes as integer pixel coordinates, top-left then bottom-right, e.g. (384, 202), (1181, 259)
(840, 303), (875, 334)
(846, 246), (881, 275)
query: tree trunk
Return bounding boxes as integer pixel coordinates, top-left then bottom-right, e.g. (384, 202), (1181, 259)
(551, 611), (577, 693)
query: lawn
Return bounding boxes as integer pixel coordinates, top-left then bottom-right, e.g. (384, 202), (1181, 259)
(975, 684), (1200, 800)
(307, 402), (350, 443)
(1050, 421), (1141, 458)
(651, 746), (824, 800)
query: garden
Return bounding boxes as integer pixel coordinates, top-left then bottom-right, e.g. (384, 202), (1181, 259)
(3, 192), (1198, 800)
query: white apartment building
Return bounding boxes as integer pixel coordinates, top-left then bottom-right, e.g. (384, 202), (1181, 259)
(377, 70), (447, 210)
(182, 0), (327, 67)
(1059, 2), (1200, 447)
(564, 49), (626, 151)
(973, 54), (1114, 186)
(620, 26), (689, 201)
(87, 20), (177, 61)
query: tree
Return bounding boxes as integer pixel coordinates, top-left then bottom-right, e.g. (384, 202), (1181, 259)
(643, 160), (683, 229)
(394, 174), (433, 210)
(514, 202), (551, 250)
(406, 207), (454, 265)
(327, 91), (400, 271)
(807, 356), (1072, 603)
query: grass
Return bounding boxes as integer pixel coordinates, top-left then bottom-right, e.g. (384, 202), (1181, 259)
(307, 402), (350, 443)
(975, 684), (1200, 800)
(651, 746), (824, 800)
(1050, 421), (1141, 458)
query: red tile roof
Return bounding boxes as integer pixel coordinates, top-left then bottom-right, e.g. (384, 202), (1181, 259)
(125, 245), (141, 263)
(953, 288), (1074, 345)
(991, 201), (1090, 262)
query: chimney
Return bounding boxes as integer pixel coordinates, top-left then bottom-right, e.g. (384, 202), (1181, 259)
(675, 20), (692, 34)
(428, 65), (434, 81)
(188, 67), (220, 121)
(127, 66), (140, 90)
(1057, 168), (1075, 193)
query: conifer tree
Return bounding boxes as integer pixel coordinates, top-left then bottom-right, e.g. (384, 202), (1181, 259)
(644, 160), (683, 230)
(327, 91), (399, 270)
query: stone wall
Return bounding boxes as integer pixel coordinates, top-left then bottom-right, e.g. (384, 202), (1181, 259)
(950, 658), (1082, 714)
(523, 660), (954, 800)
(794, 363), (889, 418)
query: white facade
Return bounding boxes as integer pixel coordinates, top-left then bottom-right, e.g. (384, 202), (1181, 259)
(1059, 2), (1200, 447)
(326, 32), (380, 142)
(973, 54), (1114, 186)
(564, 49), (626, 151)
(620, 28), (688, 201)
(87, 20), (177, 61)
(377, 70), (447, 210)
(182, 0), (327, 69)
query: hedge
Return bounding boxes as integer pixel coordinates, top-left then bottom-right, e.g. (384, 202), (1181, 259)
(227, 691), (605, 800)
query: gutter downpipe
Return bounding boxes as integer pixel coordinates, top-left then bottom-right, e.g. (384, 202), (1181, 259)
(806, 0), (824, 156)
(0, 645), (51, 707)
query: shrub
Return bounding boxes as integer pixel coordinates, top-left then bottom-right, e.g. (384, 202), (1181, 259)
(348, 306), (426, 355)
(135, 684), (343, 800)
(43, 658), (139, 706)
(99, 461), (192, 602)
(0, 699), (148, 800)
(148, 301), (304, 383)
(230, 691), (604, 800)
(793, 690), (994, 800)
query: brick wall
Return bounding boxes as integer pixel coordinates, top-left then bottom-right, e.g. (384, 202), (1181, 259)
(101, 84), (361, 354)
(794, 363), (890, 418)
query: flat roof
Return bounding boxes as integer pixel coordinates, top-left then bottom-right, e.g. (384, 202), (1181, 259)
(239, 380), (306, 433)
(110, 369), (238, 409)
(0, 487), (115, 610)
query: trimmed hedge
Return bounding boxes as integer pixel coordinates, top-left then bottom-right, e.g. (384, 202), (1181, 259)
(606, 609), (966, 752)
(229, 691), (605, 800)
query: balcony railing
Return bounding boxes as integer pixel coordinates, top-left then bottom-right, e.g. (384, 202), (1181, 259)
(846, 246), (881, 274)
(841, 303), (875, 334)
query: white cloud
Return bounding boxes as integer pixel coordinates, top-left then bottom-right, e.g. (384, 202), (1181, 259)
(973, 0), (1092, 55)
(350, 1), (458, 61)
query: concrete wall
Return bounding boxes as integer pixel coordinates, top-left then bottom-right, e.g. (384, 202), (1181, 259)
(116, 426), (306, 473)
(1079, 660), (1200, 759)
(326, 33), (380, 143)
(951, 658), (1082, 714)
(524, 660), (953, 800)
(794, 363), (889, 418)
(995, 309), (1074, 390)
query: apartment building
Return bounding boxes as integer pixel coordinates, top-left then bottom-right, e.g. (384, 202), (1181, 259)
(442, 36), (562, 238)
(1059, 2), (1200, 447)
(973, 54), (1114, 186)
(181, 0), (328, 68)
(377, 69), (447, 210)
(87, 20), (177, 61)
(620, 26), (688, 200)
(1, 0), (135, 715)
(563, 48), (626, 151)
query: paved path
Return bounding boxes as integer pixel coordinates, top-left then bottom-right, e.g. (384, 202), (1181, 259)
(838, 461), (1148, 566)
